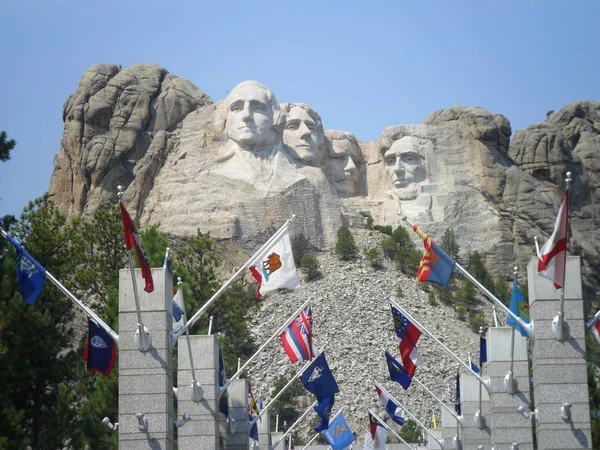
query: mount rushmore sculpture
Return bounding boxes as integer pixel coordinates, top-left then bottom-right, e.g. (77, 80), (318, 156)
(49, 63), (600, 299)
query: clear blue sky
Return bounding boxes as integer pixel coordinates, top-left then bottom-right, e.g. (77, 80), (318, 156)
(1, 1), (598, 218)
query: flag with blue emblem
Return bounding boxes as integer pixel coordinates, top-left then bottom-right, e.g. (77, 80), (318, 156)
(480, 334), (487, 365)
(300, 352), (340, 400)
(6, 234), (46, 304)
(249, 414), (258, 441)
(375, 381), (405, 425)
(391, 306), (423, 377)
(323, 413), (355, 450)
(83, 317), (116, 376)
(385, 351), (413, 390)
(412, 224), (456, 288)
(470, 361), (480, 374)
(507, 279), (530, 338)
(313, 395), (335, 432)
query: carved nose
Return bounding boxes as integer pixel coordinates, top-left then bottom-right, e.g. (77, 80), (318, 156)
(299, 123), (311, 139)
(344, 157), (357, 173)
(394, 158), (405, 173)
(242, 103), (252, 122)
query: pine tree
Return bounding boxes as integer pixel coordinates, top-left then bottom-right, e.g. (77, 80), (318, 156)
(0, 131), (16, 162)
(335, 226), (358, 260)
(440, 228), (460, 261)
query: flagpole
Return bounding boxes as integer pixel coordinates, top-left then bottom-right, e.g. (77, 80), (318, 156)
(220, 299), (311, 394)
(301, 409), (343, 450)
(390, 398), (445, 449)
(369, 410), (417, 450)
(504, 266), (518, 395)
(0, 229), (120, 344)
(176, 278), (203, 402)
(398, 214), (534, 340)
(492, 306), (499, 327)
(173, 215), (295, 341)
(392, 300), (491, 394)
(552, 172), (572, 342)
(270, 399), (318, 450)
(250, 346), (326, 426)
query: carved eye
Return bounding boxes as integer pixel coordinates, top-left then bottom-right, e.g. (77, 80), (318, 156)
(307, 124), (316, 132)
(253, 103), (265, 112)
(230, 103), (242, 112)
(385, 157), (396, 166)
(286, 123), (299, 131)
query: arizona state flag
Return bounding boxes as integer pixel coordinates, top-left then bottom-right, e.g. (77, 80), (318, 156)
(83, 317), (116, 376)
(120, 202), (154, 293)
(413, 224), (456, 288)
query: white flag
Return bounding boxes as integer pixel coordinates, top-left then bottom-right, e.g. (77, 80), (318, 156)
(362, 431), (373, 450)
(249, 231), (300, 298)
(172, 288), (185, 334)
(538, 191), (569, 289)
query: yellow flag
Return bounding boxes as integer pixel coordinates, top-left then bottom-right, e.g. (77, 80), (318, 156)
(432, 413), (438, 429)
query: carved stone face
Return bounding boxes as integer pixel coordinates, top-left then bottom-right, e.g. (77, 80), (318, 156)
(325, 134), (362, 196)
(383, 136), (426, 190)
(226, 83), (277, 150)
(283, 107), (319, 165)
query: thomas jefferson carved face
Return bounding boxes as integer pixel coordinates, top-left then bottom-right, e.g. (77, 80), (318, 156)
(384, 136), (426, 190)
(325, 133), (362, 196)
(226, 82), (278, 150)
(283, 106), (319, 165)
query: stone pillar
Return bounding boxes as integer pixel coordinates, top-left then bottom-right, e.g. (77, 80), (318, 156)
(528, 256), (592, 449)
(228, 379), (250, 450)
(118, 267), (174, 450)
(460, 373), (491, 449)
(257, 407), (271, 449)
(177, 335), (220, 450)
(486, 327), (534, 449)
(427, 427), (444, 449)
(440, 406), (461, 449)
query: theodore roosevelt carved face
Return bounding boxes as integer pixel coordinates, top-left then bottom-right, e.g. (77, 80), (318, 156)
(225, 81), (281, 151)
(324, 131), (363, 196)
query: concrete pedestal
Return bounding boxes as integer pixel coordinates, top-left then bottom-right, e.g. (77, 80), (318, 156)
(460, 373), (491, 449)
(486, 327), (534, 450)
(257, 407), (271, 448)
(118, 267), (174, 450)
(228, 379), (250, 450)
(177, 335), (221, 450)
(528, 256), (592, 449)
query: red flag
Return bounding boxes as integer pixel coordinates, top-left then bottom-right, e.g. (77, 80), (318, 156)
(538, 191), (569, 289)
(120, 203), (154, 293)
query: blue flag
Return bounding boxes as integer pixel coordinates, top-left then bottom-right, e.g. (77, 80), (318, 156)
(249, 414), (258, 441)
(83, 318), (116, 376)
(6, 234), (46, 304)
(480, 335), (487, 365)
(470, 361), (480, 373)
(506, 279), (530, 338)
(314, 395), (335, 432)
(455, 371), (461, 416)
(323, 413), (355, 450)
(300, 352), (340, 401)
(172, 300), (184, 322)
(218, 347), (229, 418)
(385, 351), (412, 390)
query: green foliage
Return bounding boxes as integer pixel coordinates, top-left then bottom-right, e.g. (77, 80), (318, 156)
(400, 419), (421, 443)
(468, 312), (486, 333)
(292, 234), (311, 267)
(428, 290), (436, 305)
(300, 254), (321, 280)
(396, 286), (403, 297)
(360, 212), (374, 229)
(456, 305), (467, 321)
(364, 247), (383, 269)
(435, 285), (453, 305)
(140, 225), (170, 267)
(268, 376), (304, 431)
(381, 225), (418, 274)
(373, 224), (393, 236)
(440, 228), (460, 261)
(0, 130), (16, 162)
(335, 226), (358, 260)
(495, 278), (511, 306)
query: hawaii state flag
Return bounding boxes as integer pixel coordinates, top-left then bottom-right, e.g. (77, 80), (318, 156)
(120, 203), (154, 293)
(83, 317), (116, 376)
(368, 411), (389, 450)
(391, 306), (423, 377)
(249, 230), (299, 298)
(5, 234), (46, 304)
(280, 304), (316, 363)
(538, 191), (569, 289)
(412, 224), (456, 288)
(375, 382), (405, 425)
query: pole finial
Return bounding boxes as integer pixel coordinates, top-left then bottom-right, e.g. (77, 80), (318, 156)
(566, 171), (572, 190)
(117, 185), (124, 201)
(177, 277), (182, 286)
(513, 266), (519, 276)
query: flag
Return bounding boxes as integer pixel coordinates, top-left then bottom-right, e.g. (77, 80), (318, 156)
(249, 230), (300, 298)
(362, 431), (374, 450)
(385, 351), (412, 390)
(412, 224), (456, 288)
(257, 392), (263, 422)
(538, 191), (569, 289)
(592, 321), (600, 346)
(83, 317), (116, 376)
(280, 304), (316, 363)
(248, 414), (258, 441)
(300, 352), (340, 401)
(391, 306), (423, 377)
(470, 361), (480, 374)
(368, 412), (388, 450)
(432, 413), (438, 429)
(506, 279), (530, 338)
(314, 395), (335, 432)
(6, 234), (46, 304)
(248, 383), (260, 418)
(374, 382), (404, 425)
(323, 413), (355, 450)
(120, 202), (154, 293)
(455, 371), (461, 416)
(163, 247), (176, 296)
(218, 346), (229, 418)
(480, 334), (487, 366)
(172, 288), (185, 334)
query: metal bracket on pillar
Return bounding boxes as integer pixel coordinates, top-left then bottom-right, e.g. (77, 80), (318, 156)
(101, 417), (118, 430)
(560, 402), (572, 422)
(453, 434), (462, 449)
(517, 405), (539, 425)
(136, 412), (149, 432)
(510, 443), (520, 450)
(173, 386), (178, 401)
(504, 371), (518, 395)
(172, 413), (191, 429)
(551, 313), (569, 342)
(473, 410), (486, 429)
(135, 324), (152, 352)
(190, 380), (203, 403)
